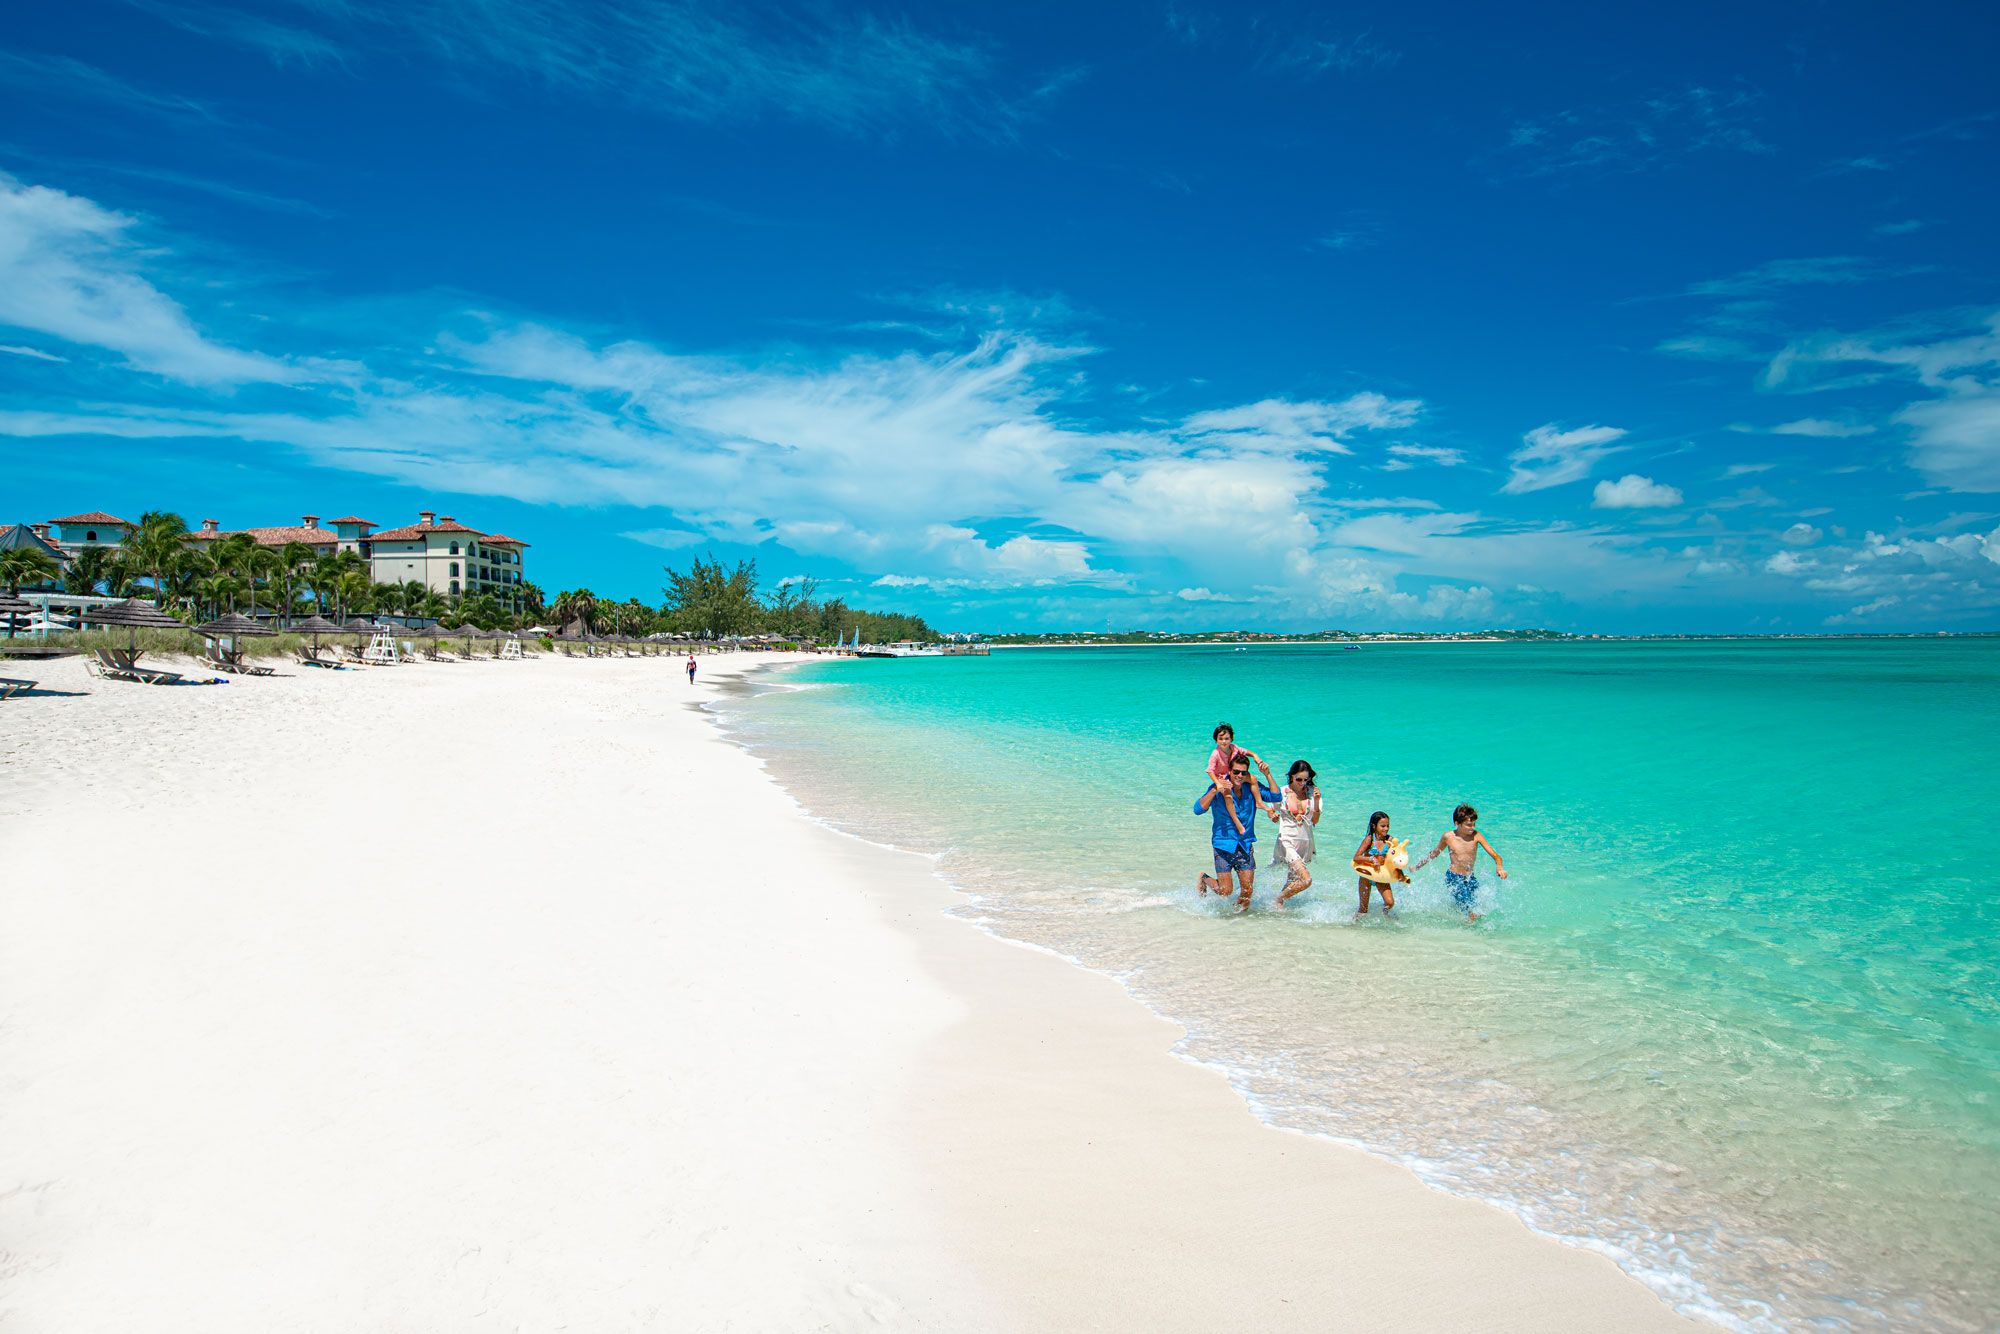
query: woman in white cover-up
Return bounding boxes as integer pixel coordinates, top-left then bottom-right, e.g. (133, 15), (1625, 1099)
(1270, 759), (1321, 906)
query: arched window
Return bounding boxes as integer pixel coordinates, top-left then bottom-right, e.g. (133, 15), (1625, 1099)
(449, 541), (459, 555)
(85, 530), (97, 542)
(449, 562), (459, 577)
(450, 581), (460, 595)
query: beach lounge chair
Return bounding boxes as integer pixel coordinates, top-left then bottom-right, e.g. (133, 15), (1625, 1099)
(0, 677), (36, 699)
(205, 644), (276, 676)
(89, 648), (183, 686)
(295, 649), (343, 669)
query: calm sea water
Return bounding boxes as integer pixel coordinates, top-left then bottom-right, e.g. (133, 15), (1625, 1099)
(715, 642), (2000, 1331)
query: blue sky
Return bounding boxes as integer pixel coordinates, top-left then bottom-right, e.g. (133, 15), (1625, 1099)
(1, 0), (1996, 632)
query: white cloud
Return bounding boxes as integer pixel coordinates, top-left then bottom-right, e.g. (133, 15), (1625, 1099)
(1591, 474), (1683, 509)
(0, 343), (66, 362)
(1770, 418), (1875, 438)
(1759, 310), (2000, 492)
(1722, 462), (1775, 477)
(620, 527), (707, 549)
(1765, 550), (1812, 575)
(1175, 586), (1240, 602)
(1382, 442), (1465, 471)
(1181, 392), (1419, 454)
(1503, 423), (1628, 494)
(0, 174), (298, 385)
(1780, 523), (1823, 545)
(1896, 390), (2000, 492)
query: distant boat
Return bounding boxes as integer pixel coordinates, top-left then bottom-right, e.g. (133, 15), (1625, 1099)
(855, 639), (946, 659)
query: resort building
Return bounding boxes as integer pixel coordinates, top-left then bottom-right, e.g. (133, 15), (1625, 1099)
(189, 515), (341, 557)
(33, 505), (530, 613)
(42, 512), (133, 555)
(361, 511), (529, 610)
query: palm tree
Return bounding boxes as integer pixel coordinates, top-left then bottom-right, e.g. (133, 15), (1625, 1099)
(416, 589), (448, 623)
(0, 547), (59, 596)
(521, 581), (547, 619)
(123, 511), (191, 609)
(274, 543), (312, 624)
(551, 587), (597, 636)
(334, 569), (374, 622)
(164, 545), (212, 612)
(196, 573), (243, 620)
(210, 533), (257, 609)
(305, 553), (341, 617)
(243, 546), (281, 619)
(61, 545), (121, 596)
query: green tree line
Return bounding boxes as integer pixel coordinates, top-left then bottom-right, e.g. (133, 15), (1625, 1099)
(8, 513), (933, 642)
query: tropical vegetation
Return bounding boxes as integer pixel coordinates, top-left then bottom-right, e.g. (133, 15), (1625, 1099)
(26, 512), (935, 644)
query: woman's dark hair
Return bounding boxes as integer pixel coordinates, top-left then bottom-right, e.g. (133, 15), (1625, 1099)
(1366, 810), (1389, 836)
(1288, 760), (1316, 786)
(1213, 722), (1234, 741)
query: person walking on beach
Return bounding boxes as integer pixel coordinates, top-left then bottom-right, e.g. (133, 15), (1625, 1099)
(1202, 723), (1267, 842)
(1269, 760), (1321, 907)
(1411, 803), (1507, 921)
(686, 654), (697, 685)
(1196, 751), (1281, 913)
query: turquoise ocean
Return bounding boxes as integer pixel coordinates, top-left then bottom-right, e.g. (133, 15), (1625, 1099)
(714, 642), (2000, 1331)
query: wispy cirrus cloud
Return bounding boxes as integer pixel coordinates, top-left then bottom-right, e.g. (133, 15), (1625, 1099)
(123, 0), (346, 66)
(1756, 310), (2000, 492)
(1382, 443), (1465, 471)
(1501, 83), (1773, 177)
(1686, 255), (1920, 299)
(122, 0), (1030, 137)
(0, 48), (223, 126)
(0, 173), (299, 384)
(1502, 423), (1628, 494)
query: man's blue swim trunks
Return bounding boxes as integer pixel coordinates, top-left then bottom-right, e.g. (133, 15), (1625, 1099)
(1444, 870), (1479, 909)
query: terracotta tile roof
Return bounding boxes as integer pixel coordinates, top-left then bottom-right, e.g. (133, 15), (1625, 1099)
(189, 525), (341, 547)
(48, 512), (133, 526)
(326, 515), (377, 526)
(368, 518), (485, 541)
(481, 534), (529, 547)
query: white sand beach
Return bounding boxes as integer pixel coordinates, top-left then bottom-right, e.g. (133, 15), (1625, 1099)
(0, 652), (1696, 1331)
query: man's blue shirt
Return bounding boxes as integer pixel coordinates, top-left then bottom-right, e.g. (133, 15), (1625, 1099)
(1194, 782), (1281, 853)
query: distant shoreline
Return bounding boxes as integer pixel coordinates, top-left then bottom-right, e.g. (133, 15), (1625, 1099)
(985, 632), (1989, 648)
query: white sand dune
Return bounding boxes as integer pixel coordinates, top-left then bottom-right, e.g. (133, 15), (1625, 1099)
(0, 652), (1695, 1331)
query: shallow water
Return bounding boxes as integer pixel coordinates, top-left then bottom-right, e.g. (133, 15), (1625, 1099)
(716, 641), (2000, 1331)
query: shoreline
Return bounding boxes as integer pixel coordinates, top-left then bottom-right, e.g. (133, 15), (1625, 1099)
(1, 651), (1696, 1329)
(716, 657), (1705, 1329)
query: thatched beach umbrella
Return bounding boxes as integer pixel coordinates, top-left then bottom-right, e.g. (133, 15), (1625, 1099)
(291, 614), (343, 656)
(194, 611), (276, 641)
(453, 622), (481, 656)
(81, 598), (186, 659)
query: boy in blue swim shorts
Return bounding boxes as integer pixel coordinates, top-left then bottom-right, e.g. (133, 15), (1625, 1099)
(1413, 803), (1508, 921)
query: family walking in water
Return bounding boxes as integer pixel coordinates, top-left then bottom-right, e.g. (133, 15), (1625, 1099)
(1194, 723), (1505, 919)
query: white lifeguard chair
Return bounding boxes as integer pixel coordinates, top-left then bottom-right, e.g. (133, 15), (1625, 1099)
(363, 627), (400, 665)
(499, 633), (523, 661)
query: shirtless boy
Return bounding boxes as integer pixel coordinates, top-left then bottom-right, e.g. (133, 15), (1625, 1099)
(1413, 803), (1507, 921)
